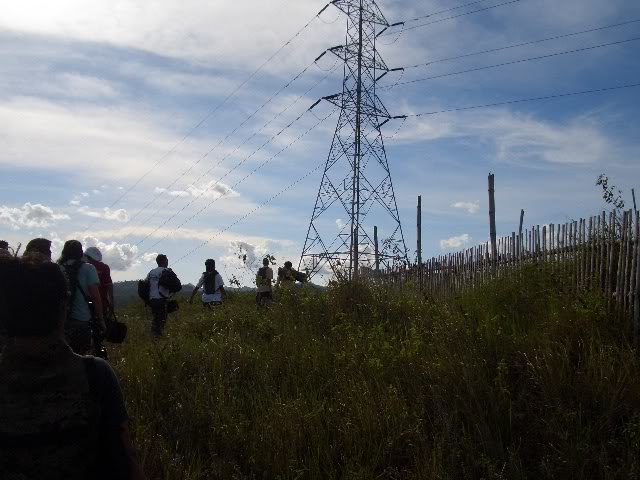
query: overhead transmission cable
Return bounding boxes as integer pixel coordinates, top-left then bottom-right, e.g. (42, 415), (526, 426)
(403, 18), (640, 69)
(380, 0), (525, 37)
(386, 82), (640, 120)
(381, 36), (640, 88)
(140, 104), (339, 251)
(123, 64), (341, 244)
(173, 161), (328, 265)
(119, 54), (339, 239)
(81, 2), (331, 234)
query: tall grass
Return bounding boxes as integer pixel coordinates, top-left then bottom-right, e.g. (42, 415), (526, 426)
(110, 267), (640, 479)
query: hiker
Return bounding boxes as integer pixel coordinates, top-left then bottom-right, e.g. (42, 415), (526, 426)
(0, 240), (11, 259)
(189, 259), (225, 308)
(84, 246), (114, 314)
(255, 257), (273, 308)
(0, 257), (146, 480)
(83, 246), (114, 359)
(58, 240), (106, 355)
(23, 237), (53, 262)
(145, 254), (182, 336)
(277, 261), (297, 288)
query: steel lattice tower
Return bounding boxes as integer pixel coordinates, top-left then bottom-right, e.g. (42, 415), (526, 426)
(300, 0), (407, 281)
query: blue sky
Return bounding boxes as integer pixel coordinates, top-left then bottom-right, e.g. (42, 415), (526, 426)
(1, 0), (639, 286)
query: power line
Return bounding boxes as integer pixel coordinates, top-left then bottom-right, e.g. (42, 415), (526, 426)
(174, 161), (327, 265)
(392, 82), (640, 118)
(118, 57), (338, 240)
(383, 36), (640, 88)
(380, 0), (525, 37)
(404, 18), (640, 69)
(81, 2), (331, 234)
(142, 107), (339, 252)
(123, 68), (339, 244)
(405, 0), (500, 23)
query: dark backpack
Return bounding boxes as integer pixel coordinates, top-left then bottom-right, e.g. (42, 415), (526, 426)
(203, 270), (219, 295)
(137, 279), (150, 305)
(159, 268), (182, 294)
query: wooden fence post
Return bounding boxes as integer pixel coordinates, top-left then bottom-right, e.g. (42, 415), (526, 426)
(488, 173), (497, 272)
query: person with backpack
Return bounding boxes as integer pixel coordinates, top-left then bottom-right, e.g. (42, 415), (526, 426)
(255, 257), (273, 308)
(58, 240), (106, 355)
(83, 246), (115, 358)
(277, 261), (297, 288)
(189, 259), (225, 308)
(0, 256), (146, 480)
(145, 254), (182, 337)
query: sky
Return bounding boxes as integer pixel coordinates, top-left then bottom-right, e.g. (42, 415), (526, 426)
(1, 0), (639, 286)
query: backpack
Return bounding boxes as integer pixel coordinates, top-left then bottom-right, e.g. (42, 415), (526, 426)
(256, 267), (269, 286)
(159, 268), (182, 294)
(203, 270), (219, 295)
(137, 278), (150, 305)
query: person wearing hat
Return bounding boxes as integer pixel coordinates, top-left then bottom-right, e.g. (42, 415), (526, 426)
(84, 246), (114, 314)
(189, 259), (225, 308)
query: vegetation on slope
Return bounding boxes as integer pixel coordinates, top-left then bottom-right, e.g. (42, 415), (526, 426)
(110, 267), (640, 479)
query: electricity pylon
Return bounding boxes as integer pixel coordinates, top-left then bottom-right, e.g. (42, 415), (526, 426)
(300, 0), (407, 281)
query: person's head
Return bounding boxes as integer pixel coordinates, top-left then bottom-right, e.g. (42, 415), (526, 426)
(156, 254), (168, 268)
(58, 240), (83, 264)
(205, 259), (215, 272)
(83, 246), (102, 263)
(284, 261), (292, 269)
(0, 257), (69, 337)
(24, 238), (52, 261)
(0, 240), (8, 251)
(263, 257), (269, 267)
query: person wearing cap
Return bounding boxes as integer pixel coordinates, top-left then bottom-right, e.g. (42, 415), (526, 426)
(189, 259), (225, 308)
(277, 261), (297, 288)
(23, 237), (52, 263)
(84, 246), (114, 314)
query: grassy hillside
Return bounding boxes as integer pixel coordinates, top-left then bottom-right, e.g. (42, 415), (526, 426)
(109, 267), (640, 479)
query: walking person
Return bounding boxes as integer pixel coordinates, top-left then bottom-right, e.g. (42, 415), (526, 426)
(255, 257), (274, 308)
(58, 240), (106, 355)
(84, 246), (114, 358)
(145, 254), (182, 337)
(0, 257), (146, 480)
(277, 261), (297, 288)
(189, 259), (225, 308)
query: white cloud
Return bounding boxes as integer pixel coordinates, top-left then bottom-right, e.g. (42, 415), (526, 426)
(0, 0), (336, 70)
(0, 203), (69, 230)
(336, 218), (344, 230)
(154, 181), (239, 200)
(392, 109), (615, 166)
(82, 236), (140, 271)
(78, 206), (129, 222)
(451, 201), (480, 215)
(440, 234), (472, 250)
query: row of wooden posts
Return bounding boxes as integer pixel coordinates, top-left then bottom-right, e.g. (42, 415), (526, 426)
(362, 208), (640, 336)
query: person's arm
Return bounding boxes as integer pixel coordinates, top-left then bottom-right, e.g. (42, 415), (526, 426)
(188, 286), (200, 303)
(88, 283), (106, 333)
(189, 275), (204, 303)
(119, 422), (147, 480)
